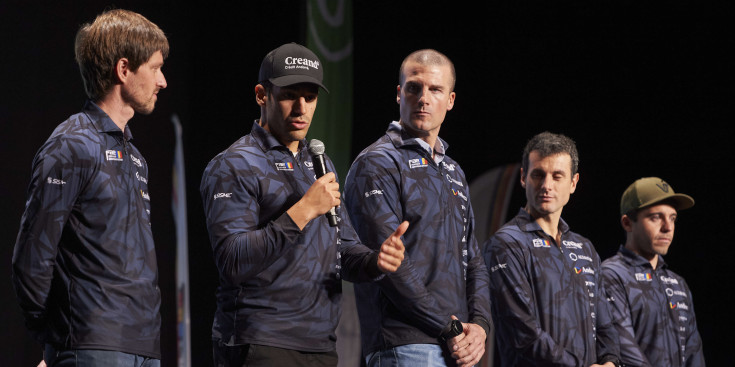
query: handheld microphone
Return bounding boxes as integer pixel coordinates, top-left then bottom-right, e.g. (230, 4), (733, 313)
(307, 139), (339, 227)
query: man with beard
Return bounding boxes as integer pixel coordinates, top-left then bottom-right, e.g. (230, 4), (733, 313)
(13, 9), (169, 367)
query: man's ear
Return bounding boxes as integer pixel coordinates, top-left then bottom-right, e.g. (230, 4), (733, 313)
(621, 214), (633, 232)
(115, 58), (130, 83)
(519, 167), (526, 188)
(255, 84), (267, 106)
(396, 85), (401, 104)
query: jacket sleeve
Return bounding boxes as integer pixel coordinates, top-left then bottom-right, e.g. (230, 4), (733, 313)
(464, 200), (493, 335)
(484, 233), (582, 366)
(344, 152), (450, 337)
(601, 264), (652, 367)
(337, 204), (384, 283)
(200, 153), (303, 285)
(682, 279), (705, 367)
(593, 260), (622, 365)
(12, 135), (87, 341)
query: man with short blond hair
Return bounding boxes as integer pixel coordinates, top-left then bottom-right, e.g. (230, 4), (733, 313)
(344, 49), (491, 367)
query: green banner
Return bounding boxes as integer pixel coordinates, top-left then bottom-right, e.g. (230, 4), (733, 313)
(306, 0), (353, 180)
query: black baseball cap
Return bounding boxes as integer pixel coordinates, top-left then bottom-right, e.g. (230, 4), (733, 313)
(258, 42), (329, 93)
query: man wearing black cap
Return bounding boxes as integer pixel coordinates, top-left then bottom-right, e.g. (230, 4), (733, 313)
(200, 43), (408, 366)
(602, 177), (705, 367)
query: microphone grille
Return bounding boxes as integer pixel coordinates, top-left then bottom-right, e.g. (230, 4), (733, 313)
(308, 139), (325, 155)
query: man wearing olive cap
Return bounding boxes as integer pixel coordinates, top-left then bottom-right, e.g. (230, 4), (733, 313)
(602, 177), (705, 367)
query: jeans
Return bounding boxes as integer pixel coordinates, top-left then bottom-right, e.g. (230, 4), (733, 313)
(366, 344), (452, 367)
(44, 344), (160, 367)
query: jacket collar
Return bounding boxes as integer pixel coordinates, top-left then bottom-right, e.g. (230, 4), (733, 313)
(83, 100), (134, 141)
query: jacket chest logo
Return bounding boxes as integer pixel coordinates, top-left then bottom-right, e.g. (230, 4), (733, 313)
(408, 158), (429, 168)
(105, 150), (123, 161)
(275, 162), (294, 171)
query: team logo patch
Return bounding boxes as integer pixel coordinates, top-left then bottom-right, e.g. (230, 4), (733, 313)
(409, 158), (429, 168)
(533, 238), (551, 248)
(635, 272), (653, 281)
(275, 162), (294, 171)
(106, 150), (123, 161)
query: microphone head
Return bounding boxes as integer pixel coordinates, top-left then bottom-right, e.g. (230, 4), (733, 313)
(308, 139), (326, 155)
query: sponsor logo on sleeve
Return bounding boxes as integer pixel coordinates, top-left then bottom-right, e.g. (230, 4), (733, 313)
(105, 150), (123, 161)
(574, 266), (595, 275)
(490, 263), (507, 272)
(47, 177), (66, 185)
(666, 288), (688, 298)
(364, 189), (383, 198)
(569, 253), (593, 262)
(408, 158), (429, 169)
(669, 301), (688, 310)
(135, 171), (148, 184)
(446, 174), (464, 187)
(130, 154), (142, 167)
(533, 238), (551, 248)
(214, 193), (232, 200)
(450, 188), (468, 201)
(275, 162), (294, 171)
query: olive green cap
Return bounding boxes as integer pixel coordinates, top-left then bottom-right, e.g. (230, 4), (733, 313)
(620, 177), (695, 216)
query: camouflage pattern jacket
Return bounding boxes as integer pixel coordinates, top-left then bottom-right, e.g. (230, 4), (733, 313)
(484, 209), (620, 366)
(12, 101), (161, 358)
(200, 121), (380, 352)
(602, 246), (705, 367)
(344, 122), (491, 356)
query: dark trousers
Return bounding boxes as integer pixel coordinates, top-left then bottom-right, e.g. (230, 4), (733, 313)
(213, 340), (338, 367)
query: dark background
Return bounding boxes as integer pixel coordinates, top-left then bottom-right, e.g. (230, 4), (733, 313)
(1, 1), (732, 366)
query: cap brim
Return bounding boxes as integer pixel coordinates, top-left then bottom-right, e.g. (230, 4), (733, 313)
(270, 75), (329, 93)
(640, 193), (695, 211)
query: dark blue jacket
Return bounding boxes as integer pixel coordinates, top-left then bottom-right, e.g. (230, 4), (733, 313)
(602, 246), (705, 367)
(343, 122), (491, 356)
(12, 101), (160, 358)
(484, 209), (620, 366)
(200, 121), (380, 352)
